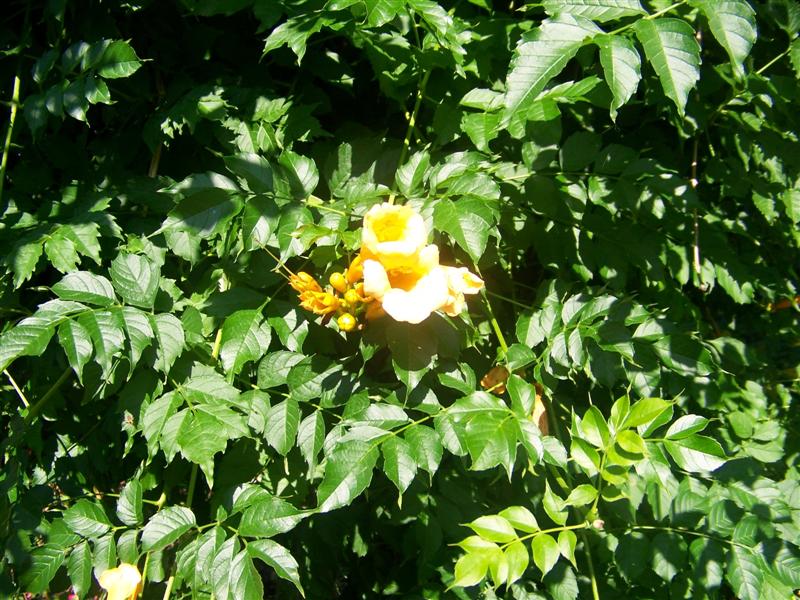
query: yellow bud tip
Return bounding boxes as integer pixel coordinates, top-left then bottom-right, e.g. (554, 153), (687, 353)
(337, 313), (357, 332)
(329, 272), (348, 294)
(289, 272), (322, 294)
(344, 289), (361, 305)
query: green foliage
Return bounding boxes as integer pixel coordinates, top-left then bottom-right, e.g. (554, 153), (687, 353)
(1, 0), (799, 599)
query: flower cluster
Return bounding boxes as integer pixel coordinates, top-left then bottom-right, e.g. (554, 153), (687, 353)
(290, 202), (483, 327)
(289, 257), (378, 332)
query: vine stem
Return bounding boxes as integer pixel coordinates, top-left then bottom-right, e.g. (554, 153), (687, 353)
(388, 69), (431, 205)
(0, 72), (21, 210)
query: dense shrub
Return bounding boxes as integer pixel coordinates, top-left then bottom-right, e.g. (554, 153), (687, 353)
(1, 0), (799, 598)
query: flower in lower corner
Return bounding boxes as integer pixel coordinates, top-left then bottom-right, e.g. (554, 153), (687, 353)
(98, 563), (142, 600)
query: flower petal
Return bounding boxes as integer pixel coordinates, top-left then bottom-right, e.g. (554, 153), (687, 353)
(381, 267), (449, 324)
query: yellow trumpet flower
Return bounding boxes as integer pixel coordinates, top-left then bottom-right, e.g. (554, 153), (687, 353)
(97, 563), (142, 600)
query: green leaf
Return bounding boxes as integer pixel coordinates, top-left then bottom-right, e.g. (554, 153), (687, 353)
(63, 499), (112, 538)
(433, 196), (496, 262)
(177, 411), (229, 477)
(263, 14), (323, 62)
(532, 533), (560, 577)
(665, 415), (709, 439)
(505, 540), (530, 585)
(45, 230), (79, 273)
(461, 111), (502, 153)
(615, 532), (649, 581)
(149, 313), (185, 374)
(116, 480), (143, 526)
(464, 412), (517, 476)
(0, 316), (56, 372)
(297, 410), (325, 469)
(623, 397), (671, 428)
(727, 546), (763, 600)
(468, 515), (517, 543)
(405, 425), (443, 476)
(543, 481), (568, 525)
(241, 195), (279, 250)
(248, 539), (305, 596)
(453, 551), (490, 587)
(67, 541), (92, 598)
(395, 151), (430, 197)
(92, 534), (117, 576)
(317, 440), (379, 512)
(228, 550), (264, 600)
(58, 319), (92, 383)
(119, 307), (154, 371)
(557, 530), (577, 567)
(278, 150), (319, 200)
(503, 15), (600, 134)
(542, 0), (645, 22)
(258, 351), (305, 389)
(110, 253), (160, 308)
(264, 398), (301, 456)
(597, 34), (642, 120)
(652, 532), (687, 581)
(20, 545), (66, 594)
(78, 310), (125, 378)
(663, 435), (726, 472)
(9, 239), (44, 288)
(239, 495), (306, 537)
(565, 483), (598, 506)
(220, 310), (271, 376)
(142, 392), (182, 457)
(581, 406), (610, 447)
(782, 188), (800, 224)
(499, 506), (539, 533)
(52, 272), (116, 306)
(96, 40), (142, 78)
(211, 537), (240, 600)
(634, 18), (701, 116)
(141, 506), (196, 552)
(693, 0), (757, 78)
(382, 436), (418, 497)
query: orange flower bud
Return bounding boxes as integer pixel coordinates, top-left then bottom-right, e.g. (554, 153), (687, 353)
(344, 289), (361, 305)
(289, 272), (322, 294)
(329, 272), (348, 294)
(337, 313), (357, 332)
(346, 254), (364, 284)
(299, 291), (340, 315)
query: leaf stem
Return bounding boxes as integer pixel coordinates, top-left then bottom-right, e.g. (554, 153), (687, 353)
(388, 69), (431, 205)
(24, 367), (72, 426)
(5, 368), (29, 408)
(161, 575), (175, 600)
(0, 71), (21, 211)
(481, 290), (509, 355)
(608, 0), (687, 35)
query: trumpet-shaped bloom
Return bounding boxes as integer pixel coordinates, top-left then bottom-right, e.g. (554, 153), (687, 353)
(442, 267), (484, 317)
(98, 563), (142, 600)
(362, 202), (427, 269)
(363, 245), (450, 324)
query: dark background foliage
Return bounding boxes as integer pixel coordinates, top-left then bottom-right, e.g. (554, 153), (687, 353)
(1, 0), (799, 598)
